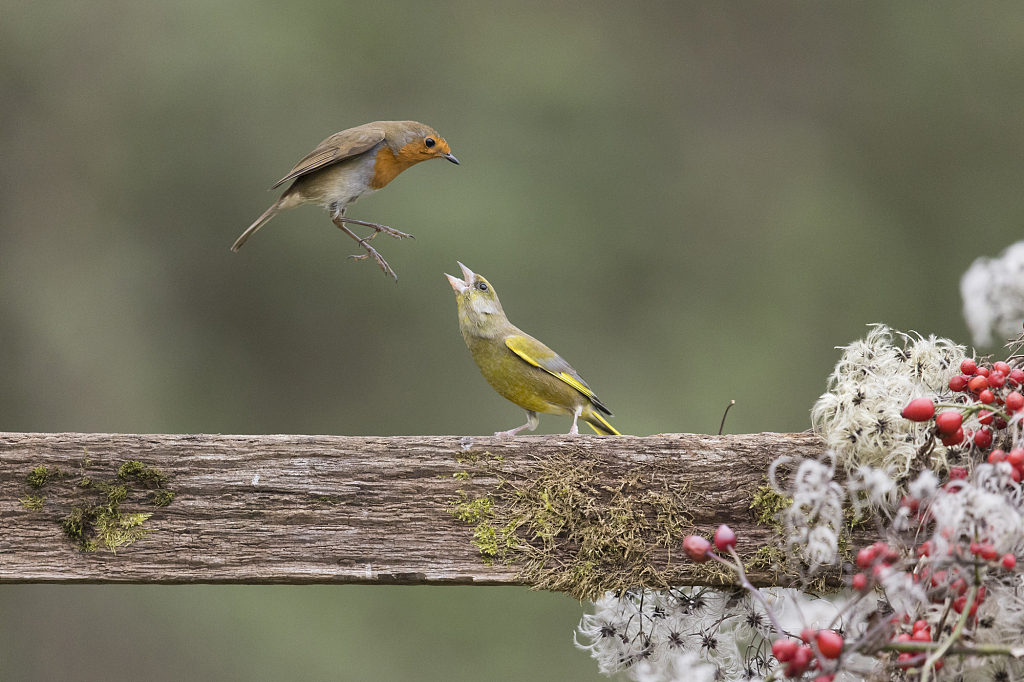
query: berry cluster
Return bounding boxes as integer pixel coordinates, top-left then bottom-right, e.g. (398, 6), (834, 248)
(902, 358), (1023, 455)
(683, 509), (1021, 678)
(771, 628), (843, 681)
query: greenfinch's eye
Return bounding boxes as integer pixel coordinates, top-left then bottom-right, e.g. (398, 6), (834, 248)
(425, 137), (436, 148)
(476, 282), (488, 291)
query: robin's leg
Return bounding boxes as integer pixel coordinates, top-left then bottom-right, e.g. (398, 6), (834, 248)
(337, 218), (414, 241)
(330, 212), (397, 281)
(495, 411), (540, 438)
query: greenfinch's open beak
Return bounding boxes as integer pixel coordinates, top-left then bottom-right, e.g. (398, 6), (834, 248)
(442, 153), (459, 165)
(446, 273), (468, 293)
(457, 262), (475, 282)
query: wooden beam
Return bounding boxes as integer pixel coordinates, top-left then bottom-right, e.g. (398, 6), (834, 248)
(0, 431), (828, 587)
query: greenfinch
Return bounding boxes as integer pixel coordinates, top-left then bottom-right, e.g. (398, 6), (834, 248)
(446, 262), (620, 436)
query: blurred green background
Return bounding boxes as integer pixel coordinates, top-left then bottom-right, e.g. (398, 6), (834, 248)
(3, 2), (1023, 680)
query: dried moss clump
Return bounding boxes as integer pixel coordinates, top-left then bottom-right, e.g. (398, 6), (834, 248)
(449, 449), (695, 601)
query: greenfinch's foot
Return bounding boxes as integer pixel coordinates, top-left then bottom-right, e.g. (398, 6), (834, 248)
(495, 411), (540, 438)
(339, 218), (414, 241)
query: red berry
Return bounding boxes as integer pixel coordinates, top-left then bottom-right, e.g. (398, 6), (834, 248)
(713, 524), (737, 551)
(815, 630), (844, 659)
(897, 632), (912, 642)
(902, 398), (935, 422)
(970, 541), (983, 555)
(979, 410), (994, 425)
(785, 646), (814, 677)
(978, 585), (987, 602)
(989, 372), (1007, 389)
(912, 629), (932, 642)
(682, 535), (711, 562)
(995, 361), (1011, 375)
(974, 428), (994, 448)
(1009, 449), (1024, 467)
(978, 367), (991, 377)
(851, 572), (869, 591)
(897, 652), (916, 668)
(899, 496), (919, 513)
(1011, 368), (1024, 385)
(931, 570), (947, 587)
(955, 429), (970, 446)
(813, 676), (834, 682)
(1002, 553), (1017, 570)
(989, 449), (1007, 464)
(917, 541), (934, 557)
(1013, 467), (1022, 483)
(962, 359), (978, 375)
(772, 638), (799, 662)
(800, 627), (815, 644)
(980, 390), (995, 404)
(952, 595), (966, 613)
(948, 466), (968, 480)
(951, 577), (967, 595)
(856, 547), (875, 568)
(1008, 392), (1024, 411)
(980, 544), (999, 561)
(996, 417), (1009, 429)
(969, 375), (989, 392)
(949, 375), (968, 392)
(912, 619), (929, 633)
(935, 410), (963, 435)
(934, 658), (945, 671)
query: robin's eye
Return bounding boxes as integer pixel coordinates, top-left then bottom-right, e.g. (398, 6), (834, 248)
(425, 137), (436, 148)
(476, 282), (488, 291)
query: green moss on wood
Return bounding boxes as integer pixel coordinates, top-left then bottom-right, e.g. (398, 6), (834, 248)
(26, 466), (59, 489)
(117, 460), (167, 487)
(23, 456), (175, 553)
(19, 495), (45, 511)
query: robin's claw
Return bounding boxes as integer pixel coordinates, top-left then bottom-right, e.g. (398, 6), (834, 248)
(338, 218), (412, 241)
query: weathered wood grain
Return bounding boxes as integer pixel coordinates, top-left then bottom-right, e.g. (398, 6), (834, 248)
(0, 432), (827, 587)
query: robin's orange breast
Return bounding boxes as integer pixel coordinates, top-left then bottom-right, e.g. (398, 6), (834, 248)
(369, 143), (430, 190)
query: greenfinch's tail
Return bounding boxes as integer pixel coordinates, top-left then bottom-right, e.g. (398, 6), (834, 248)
(584, 410), (620, 436)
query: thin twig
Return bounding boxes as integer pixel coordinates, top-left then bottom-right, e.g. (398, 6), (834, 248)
(921, 586), (977, 682)
(719, 400), (737, 436)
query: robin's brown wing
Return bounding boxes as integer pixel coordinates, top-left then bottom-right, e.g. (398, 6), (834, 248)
(270, 126), (386, 189)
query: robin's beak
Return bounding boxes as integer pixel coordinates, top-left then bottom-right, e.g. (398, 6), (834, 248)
(442, 153), (459, 165)
(446, 273), (468, 294)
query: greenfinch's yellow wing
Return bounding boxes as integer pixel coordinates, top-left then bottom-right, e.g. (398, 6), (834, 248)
(504, 335), (612, 416)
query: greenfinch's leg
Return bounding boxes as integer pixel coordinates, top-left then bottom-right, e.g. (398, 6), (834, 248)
(568, 407), (582, 435)
(495, 410), (539, 438)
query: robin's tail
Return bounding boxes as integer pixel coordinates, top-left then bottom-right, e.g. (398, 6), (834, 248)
(584, 408), (620, 435)
(231, 200), (283, 251)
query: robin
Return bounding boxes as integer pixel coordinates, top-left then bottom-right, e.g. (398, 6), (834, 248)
(446, 262), (620, 436)
(231, 120), (459, 280)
